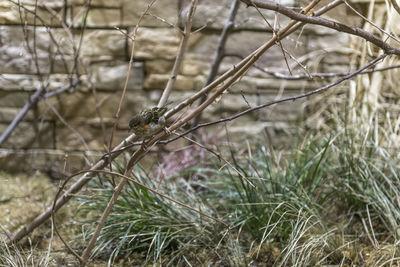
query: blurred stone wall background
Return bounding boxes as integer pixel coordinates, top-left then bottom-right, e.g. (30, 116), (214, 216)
(0, 0), (362, 173)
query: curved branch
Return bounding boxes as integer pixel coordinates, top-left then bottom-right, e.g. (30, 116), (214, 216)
(241, 0), (400, 55)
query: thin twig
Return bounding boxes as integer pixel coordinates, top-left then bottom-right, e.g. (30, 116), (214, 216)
(169, 54), (388, 137)
(343, 0), (400, 44)
(158, 0), (197, 107)
(250, 0), (293, 76)
(226, 53), (400, 80)
(193, 0), (240, 127)
(105, 0), (157, 170)
(165, 0), (343, 121)
(147, 12), (184, 34)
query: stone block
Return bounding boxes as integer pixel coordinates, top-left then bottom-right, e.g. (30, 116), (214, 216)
(90, 61), (144, 90)
(67, 6), (121, 27)
(122, 0), (178, 27)
(145, 59), (175, 74)
(0, 1), (64, 26)
(55, 123), (102, 150)
(0, 26), (53, 74)
(144, 73), (203, 91)
(0, 121), (54, 149)
(69, 0), (122, 7)
(38, 91), (101, 120)
(12, 0), (64, 7)
(37, 89), (156, 124)
(0, 74), (88, 92)
(0, 148), (100, 174)
(180, 58), (209, 76)
(0, 26), (89, 74)
(54, 116), (146, 150)
(179, 0), (293, 30)
(0, 107), (35, 122)
(79, 29), (127, 57)
(0, 74), (42, 90)
(186, 32), (219, 60)
(51, 28), (127, 57)
(307, 32), (349, 52)
(228, 76), (311, 93)
(0, 91), (30, 107)
(132, 27), (180, 59)
(225, 30), (307, 69)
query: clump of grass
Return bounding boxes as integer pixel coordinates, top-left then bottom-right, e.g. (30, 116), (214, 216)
(0, 237), (50, 267)
(77, 109), (400, 266)
(77, 164), (232, 265)
(197, 139), (342, 266)
(330, 112), (400, 242)
(78, 137), (340, 265)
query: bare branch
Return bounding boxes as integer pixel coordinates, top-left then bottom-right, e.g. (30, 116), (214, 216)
(175, 54), (388, 136)
(193, 0), (240, 126)
(82, 0), (176, 264)
(343, 0), (400, 44)
(240, 0), (400, 55)
(158, 0), (198, 107)
(106, 0), (156, 168)
(0, 79), (81, 146)
(165, 0), (343, 120)
(225, 54), (400, 80)
(111, 53), (389, 152)
(392, 0), (400, 17)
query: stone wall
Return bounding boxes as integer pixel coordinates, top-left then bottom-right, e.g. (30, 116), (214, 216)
(0, 0), (360, 173)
